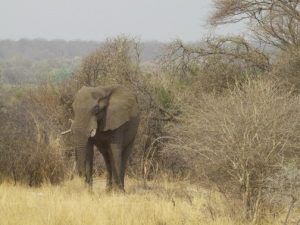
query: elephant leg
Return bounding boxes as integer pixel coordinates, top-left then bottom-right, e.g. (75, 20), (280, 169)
(85, 142), (94, 189)
(109, 143), (124, 191)
(120, 141), (134, 187)
(101, 150), (112, 191)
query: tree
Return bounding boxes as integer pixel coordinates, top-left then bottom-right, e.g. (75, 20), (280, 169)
(210, 0), (300, 51)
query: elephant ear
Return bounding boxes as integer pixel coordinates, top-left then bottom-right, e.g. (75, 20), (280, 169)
(104, 86), (138, 131)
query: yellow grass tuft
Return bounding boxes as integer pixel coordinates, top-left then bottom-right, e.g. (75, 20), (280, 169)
(0, 178), (282, 225)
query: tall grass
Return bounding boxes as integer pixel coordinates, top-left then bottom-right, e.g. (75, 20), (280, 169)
(0, 178), (285, 225)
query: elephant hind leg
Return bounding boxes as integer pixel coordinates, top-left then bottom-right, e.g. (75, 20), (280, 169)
(101, 150), (112, 191)
(120, 141), (134, 188)
(109, 143), (124, 192)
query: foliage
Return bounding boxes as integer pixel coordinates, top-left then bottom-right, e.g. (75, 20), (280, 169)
(155, 85), (179, 114)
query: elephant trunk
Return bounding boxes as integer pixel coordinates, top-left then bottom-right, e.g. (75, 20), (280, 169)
(71, 115), (97, 179)
(72, 124), (89, 177)
(75, 143), (86, 177)
(72, 126), (88, 176)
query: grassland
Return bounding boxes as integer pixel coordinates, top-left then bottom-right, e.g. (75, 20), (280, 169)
(0, 177), (285, 225)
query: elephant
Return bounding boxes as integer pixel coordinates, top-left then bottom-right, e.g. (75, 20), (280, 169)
(65, 85), (139, 192)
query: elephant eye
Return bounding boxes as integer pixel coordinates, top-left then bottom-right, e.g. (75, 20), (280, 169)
(93, 105), (101, 114)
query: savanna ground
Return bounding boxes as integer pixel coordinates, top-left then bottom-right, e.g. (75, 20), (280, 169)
(0, 178), (290, 225)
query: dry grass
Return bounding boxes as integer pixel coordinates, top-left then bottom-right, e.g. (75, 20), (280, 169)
(0, 178), (284, 225)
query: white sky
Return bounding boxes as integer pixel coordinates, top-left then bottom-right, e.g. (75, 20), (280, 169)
(0, 0), (245, 42)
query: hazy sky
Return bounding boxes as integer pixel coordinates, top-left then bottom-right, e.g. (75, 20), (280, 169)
(0, 0), (245, 42)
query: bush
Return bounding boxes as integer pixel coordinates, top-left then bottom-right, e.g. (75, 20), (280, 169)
(272, 47), (300, 93)
(0, 85), (69, 185)
(162, 78), (300, 221)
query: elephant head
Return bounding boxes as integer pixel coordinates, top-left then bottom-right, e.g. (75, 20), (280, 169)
(70, 85), (138, 177)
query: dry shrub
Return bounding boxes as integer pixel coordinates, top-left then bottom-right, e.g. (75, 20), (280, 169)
(272, 47), (300, 93)
(162, 78), (300, 221)
(74, 35), (136, 87)
(190, 56), (247, 94)
(0, 85), (69, 185)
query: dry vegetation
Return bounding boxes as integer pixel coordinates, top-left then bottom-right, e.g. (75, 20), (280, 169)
(0, 178), (291, 225)
(162, 78), (300, 221)
(0, 1), (300, 224)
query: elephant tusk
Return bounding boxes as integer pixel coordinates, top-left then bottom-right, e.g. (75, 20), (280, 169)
(90, 129), (97, 137)
(61, 129), (72, 135)
(61, 119), (74, 135)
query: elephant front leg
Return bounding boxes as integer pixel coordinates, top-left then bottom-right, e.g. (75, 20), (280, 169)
(85, 142), (94, 190)
(109, 143), (124, 192)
